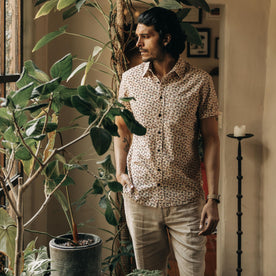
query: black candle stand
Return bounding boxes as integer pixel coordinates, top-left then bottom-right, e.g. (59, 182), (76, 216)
(227, 133), (254, 276)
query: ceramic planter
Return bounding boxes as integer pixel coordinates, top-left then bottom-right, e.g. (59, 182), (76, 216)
(49, 233), (102, 276)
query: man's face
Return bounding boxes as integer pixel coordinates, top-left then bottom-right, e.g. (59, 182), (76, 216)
(135, 23), (165, 62)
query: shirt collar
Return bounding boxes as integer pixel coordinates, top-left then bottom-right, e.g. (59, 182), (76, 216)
(142, 55), (188, 78)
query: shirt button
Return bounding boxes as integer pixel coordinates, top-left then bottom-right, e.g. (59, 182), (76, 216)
(160, 96), (163, 100)
(158, 131), (161, 134)
(157, 149), (160, 152)
(157, 183), (161, 187)
(158, 168), (161, 171)
(158, 113), (161, 117)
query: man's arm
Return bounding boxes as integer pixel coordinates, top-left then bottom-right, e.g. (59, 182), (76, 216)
(199, 117), (220, 236)
(114, 116), (133, 191)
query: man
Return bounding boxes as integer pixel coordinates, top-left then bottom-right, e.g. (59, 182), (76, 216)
(114, 7), (220, 276)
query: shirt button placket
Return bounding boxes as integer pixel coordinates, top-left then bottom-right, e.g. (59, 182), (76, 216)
(157, 82), (164, 189)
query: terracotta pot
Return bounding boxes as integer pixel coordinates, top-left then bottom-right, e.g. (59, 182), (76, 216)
(49, 233), (102, 276)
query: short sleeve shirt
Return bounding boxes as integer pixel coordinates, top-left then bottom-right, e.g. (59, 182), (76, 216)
(119, 56), (218, 207)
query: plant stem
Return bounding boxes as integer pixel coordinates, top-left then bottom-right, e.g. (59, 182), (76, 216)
(14, 178), (24, 276)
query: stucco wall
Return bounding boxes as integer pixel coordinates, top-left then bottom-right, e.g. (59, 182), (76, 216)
(262, 0), (276, 275)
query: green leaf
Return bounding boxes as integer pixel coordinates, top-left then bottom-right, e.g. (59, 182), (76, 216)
(176, 8), (191, 21)
(90, 127), (112, 155)
(11, 83), (34, 108)
(63, 5), (78, 19)
(177, 0), (210, 12)
(35, 0), (49, 6)
(35, 0), (58, 19)
(24, 246), (50, 275)
(105, 201), (118, 226)
(44, 160), (59, 179)
(93, 179), (104, 194)
(158, 0), (182, 9)
(78, 86), (98, 109)
(32, 25), (67, 52)
(67, 62), (87, 82)
(121, 109), (146, 136)
(102, 117), (119, 137)
(64, 163), (88, 171)
(108, 181), (122, 192)
(50, 53), (73, 81)
(59, 87), (78, 107)
(3, 127), (18, 143)
(71, 95), (95, 115)
(31, 77), (62, 98)
(22, 103), (48, 113)
(24, 134), (46, 141)
(54, 174), (75, 186)
(180, 23), (202, 45)
(15, 146), (32, 160)
(119, 97), (136, 102)
(99, 195), (107, 209)
(95, 81), (112, 98)
(76, 0), (86, 11)
(0, 208), (16, 271)
(57, 0), (76, 10)
(16, 67), (41, 89)
(24, 60), (50, 82)
(0, 116), (11, 132)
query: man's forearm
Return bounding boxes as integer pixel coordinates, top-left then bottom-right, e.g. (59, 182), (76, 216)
(114, 126), (132, 177)
(203, 135), (220, 195)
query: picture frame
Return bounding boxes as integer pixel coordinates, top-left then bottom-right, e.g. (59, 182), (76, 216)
(215, 37), (219, 59)
(182, 7), (202, 24)
(206, 6), (221, 20)
(187, 28), (210, 58)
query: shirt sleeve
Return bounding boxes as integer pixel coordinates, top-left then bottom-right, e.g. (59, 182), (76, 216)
(118, 72), (132, 112)
(198, 73), (218, 119)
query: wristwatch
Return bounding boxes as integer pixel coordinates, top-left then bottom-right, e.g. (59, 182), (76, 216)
(207, 194), (221, 203)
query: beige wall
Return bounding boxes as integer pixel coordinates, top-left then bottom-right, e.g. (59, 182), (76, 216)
(262, 0), (276, 275)
(23, 0), (276, 275)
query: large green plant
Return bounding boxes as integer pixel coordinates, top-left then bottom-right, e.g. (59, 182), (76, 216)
(0, 54), (145, 275)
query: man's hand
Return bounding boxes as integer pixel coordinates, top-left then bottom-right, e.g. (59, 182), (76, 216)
(116, 173), (134, 193)
(199, 200), (219, 236)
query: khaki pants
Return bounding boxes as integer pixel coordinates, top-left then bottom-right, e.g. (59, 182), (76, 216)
(124, 196), (206, 276)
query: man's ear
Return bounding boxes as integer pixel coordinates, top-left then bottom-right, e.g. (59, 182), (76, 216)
(163, 34), (172, 46)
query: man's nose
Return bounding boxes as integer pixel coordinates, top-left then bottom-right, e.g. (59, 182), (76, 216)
(136, 37), (142, 48)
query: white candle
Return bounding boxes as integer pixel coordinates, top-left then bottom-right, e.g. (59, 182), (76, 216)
(234, 125), (246, 137)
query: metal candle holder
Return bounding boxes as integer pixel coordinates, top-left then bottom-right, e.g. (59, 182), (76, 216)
(227, 133), (254, 276)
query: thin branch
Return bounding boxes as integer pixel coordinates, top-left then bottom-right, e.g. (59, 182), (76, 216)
(0, 175), (20, 217)
(13, 113), (43, 167)
(24, 171), (69, 228)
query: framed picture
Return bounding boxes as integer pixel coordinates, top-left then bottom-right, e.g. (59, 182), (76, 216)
(182, 7), (202, 24)
(206, 6), (221, 20)
(215, 37), (219, 59)
(187, 28), (210, 58)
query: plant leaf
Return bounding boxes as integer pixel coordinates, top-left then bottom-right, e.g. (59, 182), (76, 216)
(24, 60), (50, 82)
(71, 95), (95, 115)
(0, 208), (16, 270)
(50, 53), (73, 81)
(33, 25), (67, 52)
(102, 117), (119, 137)
(180, 22), (202, 45)
(67, 62), (87, 82)
(93, 179), (104, 194)
(35, 0), (58, 19)
(15, 146), (32, 160)
(96, 154), (116, 175)
(105, 201), (118, 226)
(108, 181), (122, 192)
(90, 127), (112, 155)
(177, 0), (210, 12)
(11, 82), (34, 108)
(57, 0), (76, 10)
(121, 109), (146, 136)
(158, 0), (182, 9)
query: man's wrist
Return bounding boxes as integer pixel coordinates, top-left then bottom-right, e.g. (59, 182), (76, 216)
(207, 194), (220, 204)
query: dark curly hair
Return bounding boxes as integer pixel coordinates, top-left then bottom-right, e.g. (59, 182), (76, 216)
(137, 7), (186, 59)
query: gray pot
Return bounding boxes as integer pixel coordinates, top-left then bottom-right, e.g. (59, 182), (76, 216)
(49, 233), (102, 276)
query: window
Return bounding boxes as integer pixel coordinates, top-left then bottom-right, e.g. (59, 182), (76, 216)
(0, 0), (23, 204)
